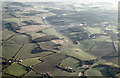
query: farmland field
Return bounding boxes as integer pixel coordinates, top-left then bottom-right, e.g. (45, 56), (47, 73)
(83, 27), (103, 34)
(24, 71), (41, 76)
(79, 39), (96, 51)
(89, 41), (116, 57)
(59, 57), (81, 70)
(33, 53), (67, 73)
(84, 69), (102, 76)
(6, 35), (30, 45)
(2, 44), (22, 58)
(2, 1), (119, 77)
(2, 29), (15, 41)
(3, 63), (28, 77)
(15, 43), (38, 59)
(61, 42), (97, 60)
(17, 25), (50, 33)
(20, 57), (42, 67)
(58, 57), (87, 75)
(27, 32), (46, 40)
(43, 28), (68, 39)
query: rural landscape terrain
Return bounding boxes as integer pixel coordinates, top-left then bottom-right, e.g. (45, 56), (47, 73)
(1, 1), (120, 77)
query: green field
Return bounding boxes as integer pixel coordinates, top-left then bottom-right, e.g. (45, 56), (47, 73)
(84, 69), (102, 76)
(27, 32), (45, 40)
(24, 70), (40, 76)
(15, 43), (38, 59)
(59, 57), (87, 75)
(79, 39), (95, 51)
(27, 52), (54, 58)
(33, 53), (66, 73)
(61, 43), (97, 60)
(83, 27), (103, 34)
(38, 41), (60, 51)
(6, 35), (30, 45)
(94, 36), (112, 42)
(3, 63), (27, 77)
(59, 57), (81, 70)
(3, 16), (44, 26)
(2, 29), (16, 41)
(91, 64), (113, 76)
(20, 57), (42, 66)
(43, 28), (68, 39)
(2, 44), (22, 58)
(62, 50), (96, 60)
(3, 18), (26, 26)
(89, 41), (116, 57)
(50, 68), (78, 76)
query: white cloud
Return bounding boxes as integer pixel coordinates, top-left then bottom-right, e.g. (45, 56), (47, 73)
(2, 0), (119, 5)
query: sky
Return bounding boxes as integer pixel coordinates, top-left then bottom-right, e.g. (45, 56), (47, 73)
(2, 0), (120, 3)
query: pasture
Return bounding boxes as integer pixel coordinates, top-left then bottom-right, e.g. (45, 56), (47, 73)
(84, 69), (102, 76)
(27, 32), (46, 40)
(83, 27), (103, 34)
(15, 43), (38, 59)
(20, 57), (42, 67)
(2, 29), (15, 41)
(33, 53), (67, 73)
(17, 25), (50, 33)
(24, 71), (41, 76)
(89, 41), (116, 57)
(79, 39), (95, 51)
(3, 63), (27, 77)
(43, 28), (67, 39)
(6, 35), (30, 45)
(2, 44), (22, 58)
(59, 57), (81, 71)
(61, 42), (97, 60)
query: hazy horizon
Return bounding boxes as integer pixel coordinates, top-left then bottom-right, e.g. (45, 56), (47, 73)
(2, 0), (119, 3)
